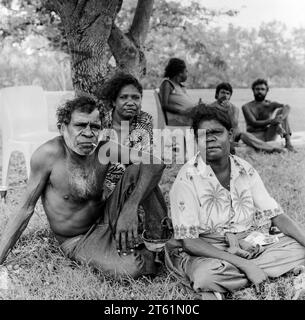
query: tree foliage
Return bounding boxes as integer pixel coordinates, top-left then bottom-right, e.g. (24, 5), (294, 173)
(0, 0), (304, 90)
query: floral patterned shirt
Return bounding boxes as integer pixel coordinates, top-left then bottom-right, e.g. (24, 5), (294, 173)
(100, 109), (153, 197)
(170, 153), (283, 239)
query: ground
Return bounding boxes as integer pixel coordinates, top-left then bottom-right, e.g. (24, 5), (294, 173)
(0, 142), (305, 300)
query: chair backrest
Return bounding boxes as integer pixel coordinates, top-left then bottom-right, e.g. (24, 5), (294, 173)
(153, 89), (167, 129)
(0, 86), (49, 140)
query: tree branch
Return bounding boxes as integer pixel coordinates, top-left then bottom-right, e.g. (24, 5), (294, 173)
(116, 0), (123, 14)
(129, 0), (154, 45)
(73, 0), (88, 18)
(108, 23), (135, 63)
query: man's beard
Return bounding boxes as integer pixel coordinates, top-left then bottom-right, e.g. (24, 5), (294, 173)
(254, 93), (266, 102)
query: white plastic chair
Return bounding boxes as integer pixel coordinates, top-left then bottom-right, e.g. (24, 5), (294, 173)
(153, 89), (197, 161)
(0, 86), (58, 186)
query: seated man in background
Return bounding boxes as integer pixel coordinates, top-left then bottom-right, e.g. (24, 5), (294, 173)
(210, 82), (283, 154)
(159, 58), (197, 126)
(165, 105), (305, 299)
(242, 78), (295, 152)
(0, 95), (170, 278)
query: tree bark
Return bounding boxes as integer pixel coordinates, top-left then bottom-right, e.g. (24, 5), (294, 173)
(51, 0), (155, 95)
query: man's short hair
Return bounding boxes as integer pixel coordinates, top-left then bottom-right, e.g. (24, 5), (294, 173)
(215, 82), (233, 99)
(164, 58), (186, 78)
(251, 78), (269, 91)
(191, 103), (232, 139)
(96, 72), (143, 103)
(56, 96), (99, 129)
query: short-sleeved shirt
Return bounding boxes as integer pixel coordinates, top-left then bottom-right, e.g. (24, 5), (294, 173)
(100, 109), (153, 197)
(170, 153), (283, 239)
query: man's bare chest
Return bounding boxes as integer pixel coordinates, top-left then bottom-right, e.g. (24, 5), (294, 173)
(49, 160), (107, 201)
(250, 105), (271, 120)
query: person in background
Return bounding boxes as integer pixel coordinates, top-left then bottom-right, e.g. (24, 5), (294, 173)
(208, 82), (241, 154)
(210, 82), (283, 154)
(159, 58), (197, 126)
(242, 78), (296, 152)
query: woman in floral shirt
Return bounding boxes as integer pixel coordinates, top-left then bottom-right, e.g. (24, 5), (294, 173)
(165, 104), (305, 299)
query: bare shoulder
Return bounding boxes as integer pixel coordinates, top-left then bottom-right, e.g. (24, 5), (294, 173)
(242, 101), (254, 110)
(30, 136), (65, 171)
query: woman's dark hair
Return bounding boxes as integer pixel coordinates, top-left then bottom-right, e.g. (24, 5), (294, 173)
(191, 103), (232, 139)
(96, 72), (143, 103)
(164, 58), (186, 78)
(251, 78), (269, 91)
(215, 82), (233, 99)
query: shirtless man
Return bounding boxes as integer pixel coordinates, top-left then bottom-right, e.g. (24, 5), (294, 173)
(242, 78), (295, 152)
(0, 96), (169, 278)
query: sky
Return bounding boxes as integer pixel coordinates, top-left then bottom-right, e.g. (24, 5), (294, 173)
(179, 0), (305, 30)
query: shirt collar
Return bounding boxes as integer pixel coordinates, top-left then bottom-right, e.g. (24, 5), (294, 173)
(230, 155), (247, 181)
(189, 152), (247, 181)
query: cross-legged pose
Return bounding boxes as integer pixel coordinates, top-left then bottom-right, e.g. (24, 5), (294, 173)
(165, 104), (305, 299)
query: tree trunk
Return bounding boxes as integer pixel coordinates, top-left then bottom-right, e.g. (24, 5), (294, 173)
(51, 0), (154, 96)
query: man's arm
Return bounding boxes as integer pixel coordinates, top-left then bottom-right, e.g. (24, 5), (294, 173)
(269, 102), (290, 120)
(98, 130), (166, 254)
(272, 214), (305, 247)
(114, 161), (165, 254)
(242, 104), (272, 128)
(0, 145), (53, 264)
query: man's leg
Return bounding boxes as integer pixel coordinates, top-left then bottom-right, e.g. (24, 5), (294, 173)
(240, 132), (283, 153)
(265, 109), (294, 151)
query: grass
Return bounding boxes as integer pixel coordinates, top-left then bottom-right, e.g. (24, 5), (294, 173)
(1, 143), (305, 300)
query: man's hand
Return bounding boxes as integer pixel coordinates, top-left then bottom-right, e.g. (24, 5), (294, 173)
(115, 203), (139, 255)
(242, 262), (268, 292)
(270, 115), (282, 125)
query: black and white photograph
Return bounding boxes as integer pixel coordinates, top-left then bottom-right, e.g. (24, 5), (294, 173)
(0, 0), (305, 303)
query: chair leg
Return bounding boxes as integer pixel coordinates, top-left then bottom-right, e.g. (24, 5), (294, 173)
(22, 147), (33, 180)
(1, 145), (11, 187)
